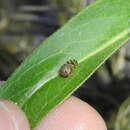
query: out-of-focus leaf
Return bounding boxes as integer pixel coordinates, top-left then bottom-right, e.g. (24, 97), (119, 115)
(115, 97), (130, 130)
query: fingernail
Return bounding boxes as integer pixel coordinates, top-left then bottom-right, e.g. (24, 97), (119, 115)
(0, 100), (30, 130)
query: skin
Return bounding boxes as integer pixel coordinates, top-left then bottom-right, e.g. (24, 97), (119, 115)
(0, 96), (107, 130)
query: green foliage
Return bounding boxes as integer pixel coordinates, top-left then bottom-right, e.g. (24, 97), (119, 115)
(115, 97), (130, 130)
(0, 0), (130, 128)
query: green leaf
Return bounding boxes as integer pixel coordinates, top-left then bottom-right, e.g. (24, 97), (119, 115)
(115, 97), (130, 130)
(0, 0), (130, 128)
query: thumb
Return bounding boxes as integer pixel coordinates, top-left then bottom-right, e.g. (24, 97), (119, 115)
(0, 99), (30, 130)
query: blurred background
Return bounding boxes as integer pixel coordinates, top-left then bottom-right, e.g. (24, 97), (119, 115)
(0, 0), (130, 129)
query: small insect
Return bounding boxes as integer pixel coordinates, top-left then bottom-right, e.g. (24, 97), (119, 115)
(59, 59), (78, 77)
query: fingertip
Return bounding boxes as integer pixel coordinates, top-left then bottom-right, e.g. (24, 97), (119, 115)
(36, 96), (107, 130)
(0, 99), (30, 130)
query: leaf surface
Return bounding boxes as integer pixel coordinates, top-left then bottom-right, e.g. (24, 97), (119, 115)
(0, 0), (130, 128)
